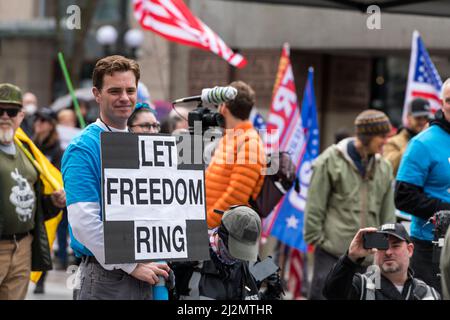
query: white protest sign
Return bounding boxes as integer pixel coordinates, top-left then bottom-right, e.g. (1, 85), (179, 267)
(101, 132), (209, 263)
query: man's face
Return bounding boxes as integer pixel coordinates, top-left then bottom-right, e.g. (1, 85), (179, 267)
(366, 133), (389, 155)
(93, 71), (137, 128)
(0, 103), (24, 145)
(408, 114), (429, 133)
(442, 83), (450, 121)
(375, 236), (413, 275)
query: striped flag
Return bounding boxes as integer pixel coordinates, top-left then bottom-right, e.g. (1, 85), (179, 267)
(261, 43), (305, 242)
(133, 0), (247, 68)
(403, 30), (442, 126)
(264, 43), (304, 164)
(287, 248), (304, 299)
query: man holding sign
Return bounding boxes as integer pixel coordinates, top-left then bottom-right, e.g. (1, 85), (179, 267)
(62, 56), (170, 300)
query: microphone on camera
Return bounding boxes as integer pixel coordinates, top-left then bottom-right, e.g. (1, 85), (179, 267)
(172, 86), (238, 106)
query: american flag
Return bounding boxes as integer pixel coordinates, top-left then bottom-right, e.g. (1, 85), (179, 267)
(133, 0), (247, 68)
(287, 248), (304, 299)
(403, 30), (442, 126)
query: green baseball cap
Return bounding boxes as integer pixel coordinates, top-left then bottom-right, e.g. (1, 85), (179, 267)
(221, 205), (261, 262)
(0, 83), (23, 107)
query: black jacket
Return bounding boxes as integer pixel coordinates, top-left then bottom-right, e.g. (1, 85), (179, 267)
(323, 254), (439, 300)
(394, 110), (450, 220)
(172, 249), (260, 300)
(34, 138), (63, 170)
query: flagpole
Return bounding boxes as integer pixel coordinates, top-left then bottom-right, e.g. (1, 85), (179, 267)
(58, 52), (86, 129)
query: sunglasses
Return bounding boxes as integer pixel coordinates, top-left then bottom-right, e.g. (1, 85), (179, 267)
(130, 122), (161, 131)
(0, 108), (20, 118)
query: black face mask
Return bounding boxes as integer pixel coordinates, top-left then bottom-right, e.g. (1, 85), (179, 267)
(216, 223), (239, 264)
(218, 223), (230, 249)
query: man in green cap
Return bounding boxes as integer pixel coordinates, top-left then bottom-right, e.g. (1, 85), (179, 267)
(0, 83), (66, 299)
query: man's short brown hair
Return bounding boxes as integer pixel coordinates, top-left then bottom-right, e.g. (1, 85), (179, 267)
(225, 81), (255, 120)
(92, 55), (140, 90)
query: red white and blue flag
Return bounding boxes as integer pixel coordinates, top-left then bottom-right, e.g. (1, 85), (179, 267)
(250, 108), (267, 132)
(133, 0), (247, 68)
(403, 30), (442, 126)
(262, 43), (319, 253)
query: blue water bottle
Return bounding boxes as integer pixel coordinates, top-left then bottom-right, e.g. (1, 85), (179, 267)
(152, 261), (169, 300)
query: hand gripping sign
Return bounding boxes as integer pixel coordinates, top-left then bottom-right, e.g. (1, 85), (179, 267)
(101, 132), (209, 263)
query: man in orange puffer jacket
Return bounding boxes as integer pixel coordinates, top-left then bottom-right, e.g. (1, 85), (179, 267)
(205, 81), (266, 228)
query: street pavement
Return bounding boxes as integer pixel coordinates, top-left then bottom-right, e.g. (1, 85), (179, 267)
(26, 270), (73, 300)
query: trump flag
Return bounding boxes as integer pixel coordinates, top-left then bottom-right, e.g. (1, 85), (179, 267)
(264, 44), (319, 251)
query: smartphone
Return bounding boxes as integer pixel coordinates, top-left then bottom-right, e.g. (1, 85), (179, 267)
(363, 232), (389, 250)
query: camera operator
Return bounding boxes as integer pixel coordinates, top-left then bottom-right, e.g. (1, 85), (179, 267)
(323, 223), (440, 300)
(171, 205), (283, 300)
(205, 81), (266, 228)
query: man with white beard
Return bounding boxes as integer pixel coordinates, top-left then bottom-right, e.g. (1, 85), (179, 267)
(0, 83), (66, 299)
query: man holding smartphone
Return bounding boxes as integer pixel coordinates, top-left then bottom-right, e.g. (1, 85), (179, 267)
(323, 223), (440, 300)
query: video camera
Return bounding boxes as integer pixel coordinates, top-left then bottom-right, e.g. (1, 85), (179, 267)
(249, 256), (285, 300)
(431, 210), (450, 267)
(172, 86), (237, 134)
(187, 107), (225, 134)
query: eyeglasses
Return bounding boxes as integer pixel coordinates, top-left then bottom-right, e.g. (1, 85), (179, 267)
(0, 108), (20, 118)
(130, 122), (161, 131)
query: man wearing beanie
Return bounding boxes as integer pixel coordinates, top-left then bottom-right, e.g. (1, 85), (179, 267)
(395, 79), (450, 294)
(383, 98), (431, 176)
(304, 109), (396, 300)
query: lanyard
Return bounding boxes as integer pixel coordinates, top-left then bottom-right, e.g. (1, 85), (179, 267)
(99, 117), (113, 132)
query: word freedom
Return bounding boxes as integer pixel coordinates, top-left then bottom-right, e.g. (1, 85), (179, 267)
(106, 177), (203, 206)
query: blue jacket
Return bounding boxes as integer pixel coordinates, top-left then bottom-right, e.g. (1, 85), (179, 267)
(62, 123), (104, 257)
(396, 111), (450, 241)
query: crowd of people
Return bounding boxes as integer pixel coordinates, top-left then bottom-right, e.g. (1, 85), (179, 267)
(0, 54), (449, 300)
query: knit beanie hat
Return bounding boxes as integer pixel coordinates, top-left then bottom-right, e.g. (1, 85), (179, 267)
(355, 110), (391, 137)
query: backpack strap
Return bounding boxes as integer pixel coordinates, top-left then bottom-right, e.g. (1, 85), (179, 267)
(412, 278), (440, 300)
(359, 273), (377, 300)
